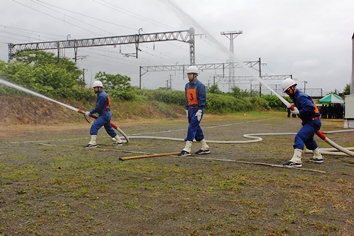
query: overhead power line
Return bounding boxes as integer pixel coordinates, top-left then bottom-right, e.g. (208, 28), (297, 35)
(12, 0), (98, 35)
(34, 0), (138, 31)
(8, 28), (196, 65)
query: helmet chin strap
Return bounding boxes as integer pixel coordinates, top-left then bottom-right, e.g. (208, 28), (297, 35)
(289, 87), (296, 97)
(188, 74), (197, 82)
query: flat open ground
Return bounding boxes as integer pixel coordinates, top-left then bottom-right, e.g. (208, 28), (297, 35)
(1, 113), (354, 235)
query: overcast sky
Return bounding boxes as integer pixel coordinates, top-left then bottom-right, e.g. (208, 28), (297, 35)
(0, 0), (353, 96)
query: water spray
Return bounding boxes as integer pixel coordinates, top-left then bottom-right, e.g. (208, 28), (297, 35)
(165, 0), (354, 157)
(0, 78), (129, 142)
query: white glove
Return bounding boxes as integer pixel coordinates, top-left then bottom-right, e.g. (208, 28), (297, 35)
(195, 109), (203, 121)
(291, 107), (300, 115)
(186, 110), (188, 117)
(84, 111), (90, 116)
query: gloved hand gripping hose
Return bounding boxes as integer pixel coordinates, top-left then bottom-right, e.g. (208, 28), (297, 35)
(287, 104), (354, 157)
(78, 110), (129, 143)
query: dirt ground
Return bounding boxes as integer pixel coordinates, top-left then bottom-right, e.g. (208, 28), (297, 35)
(1, 114), (354, 235)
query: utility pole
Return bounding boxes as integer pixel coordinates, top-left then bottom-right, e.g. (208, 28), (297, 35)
(169, 74), (172, 90)
(82, 68), (87, 85)
(250, 80), (253, 95)
(258, 57), (262, 96)
(303, 81), (308, 93)
(220, 30), (243, 91)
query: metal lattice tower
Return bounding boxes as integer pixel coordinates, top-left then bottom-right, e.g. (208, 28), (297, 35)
(220, 30), (243, 91)
(8, 28), (196, 65)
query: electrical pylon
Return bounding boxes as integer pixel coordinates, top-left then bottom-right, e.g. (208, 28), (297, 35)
(220, 30), (243, 91)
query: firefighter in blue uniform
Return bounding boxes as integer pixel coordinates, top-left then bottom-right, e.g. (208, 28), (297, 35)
(84, 80), (123, 148)
(178, 66), (210, 156)
(282, 78), (324, 167)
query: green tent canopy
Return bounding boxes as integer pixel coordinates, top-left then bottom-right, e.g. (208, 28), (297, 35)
(318, 94), (344, 104)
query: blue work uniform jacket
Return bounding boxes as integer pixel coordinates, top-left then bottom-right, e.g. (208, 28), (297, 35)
(292, 89), (320, 124)
(184, 79), (206, 110)
(90, 90), (111, 115)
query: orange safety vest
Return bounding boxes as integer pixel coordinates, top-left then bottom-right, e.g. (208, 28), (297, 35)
(186, 84), (198, 108)
(106, 96), (111, 109)
(95, 93), (111, 114)
(312, 100), (319, 114)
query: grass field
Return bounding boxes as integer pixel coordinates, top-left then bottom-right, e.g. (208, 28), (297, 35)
(1, 112), (354, 235)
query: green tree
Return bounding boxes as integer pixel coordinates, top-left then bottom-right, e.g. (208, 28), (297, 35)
(343, 84), (350, 95)
(0, 60), (7, 76)
(230, 86), (250, 98)
(19, 52), (80, 96)
(207, 84), (223, 94)
(95, 71), (135, 100)
(2, 50), (89, 100)
(14, 50), (58, 65)
(95, 71), (132, 90)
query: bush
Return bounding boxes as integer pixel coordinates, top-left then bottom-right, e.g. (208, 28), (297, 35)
(249, 96), (271, 110)
(207, 94), (253, 113)
(108, 90), (137, 101)
(261, 94), (289, 110)
(136, 89), (185, 106)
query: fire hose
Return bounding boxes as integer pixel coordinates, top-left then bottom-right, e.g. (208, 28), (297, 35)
(285, 104), (354, 156)
(0, 78), (351, 156)
(228, 68), (354, 157)
(124, 128), (354, 156)
(0, 79), (129, 143)
(77, 110), (129, 143)
(131, 2), (353, 157)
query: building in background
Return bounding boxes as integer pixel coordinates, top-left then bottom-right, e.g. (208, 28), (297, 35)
(344, 32), (354, 128)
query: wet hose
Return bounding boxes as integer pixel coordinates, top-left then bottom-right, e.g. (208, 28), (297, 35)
(0, 78), (350, 156)
(78, 110), (129, 143)
(0, 79), (130, 143)
(124, 128), (354, 157)
(314, 130), (354, 156)
(236, 77), (352, 156)
(205, 64), (354, 157)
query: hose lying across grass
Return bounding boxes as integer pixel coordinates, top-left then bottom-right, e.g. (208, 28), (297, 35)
(118, 129), (353, 174)
(1, 79), (352, 159)
(123, 129), (354, 157)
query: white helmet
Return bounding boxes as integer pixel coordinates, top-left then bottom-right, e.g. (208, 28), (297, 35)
(187, 66), (199, 75)
(281, 78), (297, 92)
(92, 80), (103, 88)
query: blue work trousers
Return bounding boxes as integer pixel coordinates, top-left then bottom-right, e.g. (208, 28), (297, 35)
(294, 119), (321, 150)
(90, 112), (117, 137)
(185, 108), (205, 142)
